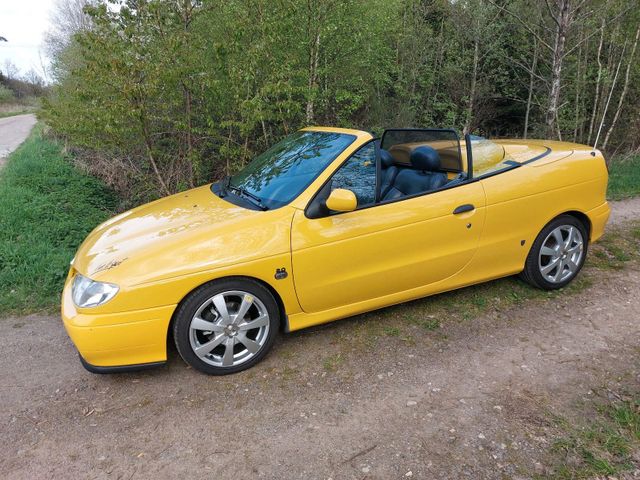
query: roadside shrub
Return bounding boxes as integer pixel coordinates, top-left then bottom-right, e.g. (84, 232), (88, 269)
(0, 84), (15, 104)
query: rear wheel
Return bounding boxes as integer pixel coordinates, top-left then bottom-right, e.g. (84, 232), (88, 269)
(521, 215), (588, 290)
(173, 279), (280, 375)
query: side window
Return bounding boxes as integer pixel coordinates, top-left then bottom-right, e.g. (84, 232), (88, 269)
(330, 142), (376, 207)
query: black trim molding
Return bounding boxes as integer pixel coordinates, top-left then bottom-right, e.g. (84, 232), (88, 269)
(521, 147), (552, 164)
(79, 354), (165, 374)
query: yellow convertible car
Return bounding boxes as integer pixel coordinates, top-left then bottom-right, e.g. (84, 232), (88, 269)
(62, 127), (610, 375)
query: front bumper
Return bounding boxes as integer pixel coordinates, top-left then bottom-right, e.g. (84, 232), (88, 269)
(61, 279), (175, 372)
(78, 354), (166, 374)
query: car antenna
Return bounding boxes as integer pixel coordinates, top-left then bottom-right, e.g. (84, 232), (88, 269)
(593, 41), (626, 152)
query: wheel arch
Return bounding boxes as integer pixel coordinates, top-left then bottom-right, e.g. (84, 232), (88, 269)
(534, 210), (592, 245)
(167, 275), (290, 343)
(520, 210), (590, 289)
(560, 210), (592, 239)
(521, 209), (592, 270)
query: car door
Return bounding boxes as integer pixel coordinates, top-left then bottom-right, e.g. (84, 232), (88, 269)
(290, 141), (486, 314)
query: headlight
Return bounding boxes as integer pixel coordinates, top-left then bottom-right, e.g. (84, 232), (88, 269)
(72, 274), (119, 308)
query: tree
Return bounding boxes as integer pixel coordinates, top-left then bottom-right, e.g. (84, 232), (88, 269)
(42, 0), (640, 200)
(489, 0), (633, 139)
(44, 0), (95, 57)
(43, 0), (399, 198)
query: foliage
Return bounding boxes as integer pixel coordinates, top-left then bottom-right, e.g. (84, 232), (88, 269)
(0, 67), (46, 112)
(0, 84), (15, 104)
(0, 126), (116, 314)
(0, 69), (46, 100)
(42, 0), (640, 200)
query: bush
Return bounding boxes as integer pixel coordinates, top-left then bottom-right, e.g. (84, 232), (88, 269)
(0, 84), (15, 104)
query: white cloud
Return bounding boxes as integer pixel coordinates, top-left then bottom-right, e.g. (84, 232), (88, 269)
(0, 0), (55, 78)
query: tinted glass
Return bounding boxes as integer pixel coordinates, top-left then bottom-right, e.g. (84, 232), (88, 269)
(381, 129), (462, 172)
(330, 142), (377, 207)
(230, 131), (356, 209)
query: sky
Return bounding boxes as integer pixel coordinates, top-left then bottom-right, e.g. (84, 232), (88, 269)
(0, 0), (56, 79)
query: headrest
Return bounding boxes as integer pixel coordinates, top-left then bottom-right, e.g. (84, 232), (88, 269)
(380, 149), (395, 169)
(410, 146), (441, 171)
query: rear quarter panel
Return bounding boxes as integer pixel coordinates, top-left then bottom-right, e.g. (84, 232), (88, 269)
(461, 147), (608, 283)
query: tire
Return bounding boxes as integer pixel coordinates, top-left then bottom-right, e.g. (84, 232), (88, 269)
(520, 214), (588, 290)
(173, 278), (280, 375)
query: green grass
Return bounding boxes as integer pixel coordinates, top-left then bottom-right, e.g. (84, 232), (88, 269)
(383, 326), (401, 336)
(544, 392), (640, 479)
(322, 353), (344, 371)
(607, 154), (640, 200)
(590, 220), (640, 270)
(0, 126), (117, 314)
(0, 109), (36, 119)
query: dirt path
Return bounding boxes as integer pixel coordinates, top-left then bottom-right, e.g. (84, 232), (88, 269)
(610, 196), (640, 225)
(0, 113), (37, 169)
(1, 201), (639, 480)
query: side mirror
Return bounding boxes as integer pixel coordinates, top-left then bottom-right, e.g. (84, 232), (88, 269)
(325, 188), (357, 213)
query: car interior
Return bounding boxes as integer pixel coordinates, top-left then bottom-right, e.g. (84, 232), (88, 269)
(380, 145), (452, 201)
(376, 129), (469, 202)
(307, 129), (469, 218)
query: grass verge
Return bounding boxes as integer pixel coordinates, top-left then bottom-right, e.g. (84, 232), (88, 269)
(608, 154), (640, 200)
(0, 108), (37, 119)
(0, 126), (117, 315)
(543, 388), (640, 479)
(590, 220), (640, 270)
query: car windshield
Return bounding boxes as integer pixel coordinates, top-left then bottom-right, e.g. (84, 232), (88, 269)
(226, 131), (356, 209)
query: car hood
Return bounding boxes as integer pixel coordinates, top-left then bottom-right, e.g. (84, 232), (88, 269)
(72, 185), (294, 286)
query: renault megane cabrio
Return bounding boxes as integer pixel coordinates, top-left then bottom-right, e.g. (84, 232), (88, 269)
(62, 127), (610, 375)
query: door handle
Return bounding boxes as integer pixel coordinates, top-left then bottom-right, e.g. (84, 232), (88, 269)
(453, 204), (475, 214)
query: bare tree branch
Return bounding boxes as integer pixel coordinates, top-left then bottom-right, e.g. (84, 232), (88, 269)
(486, 0), (554, 51)
(570, 0), (589, 16)
(544, 0), (560, 27)
(563, 3), (634, 59)
(594, 41), (627, 149)
(504, 53), (549, 83)
(602, 25), (640, 150)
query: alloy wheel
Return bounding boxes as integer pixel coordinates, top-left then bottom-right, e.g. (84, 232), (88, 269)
(538, 225), (584, 284)
(188, 290), (270, 368)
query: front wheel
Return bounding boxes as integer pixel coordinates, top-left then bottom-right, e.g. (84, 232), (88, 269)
(173, 279), (280, 375)
(520, 215), (588, 290)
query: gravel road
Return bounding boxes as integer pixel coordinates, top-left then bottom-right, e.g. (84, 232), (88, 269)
(1, 200), (638, 479)
(0, 113), (37, 168)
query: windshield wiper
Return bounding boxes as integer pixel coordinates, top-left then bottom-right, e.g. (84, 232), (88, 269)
(228, 183), (269, 211)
